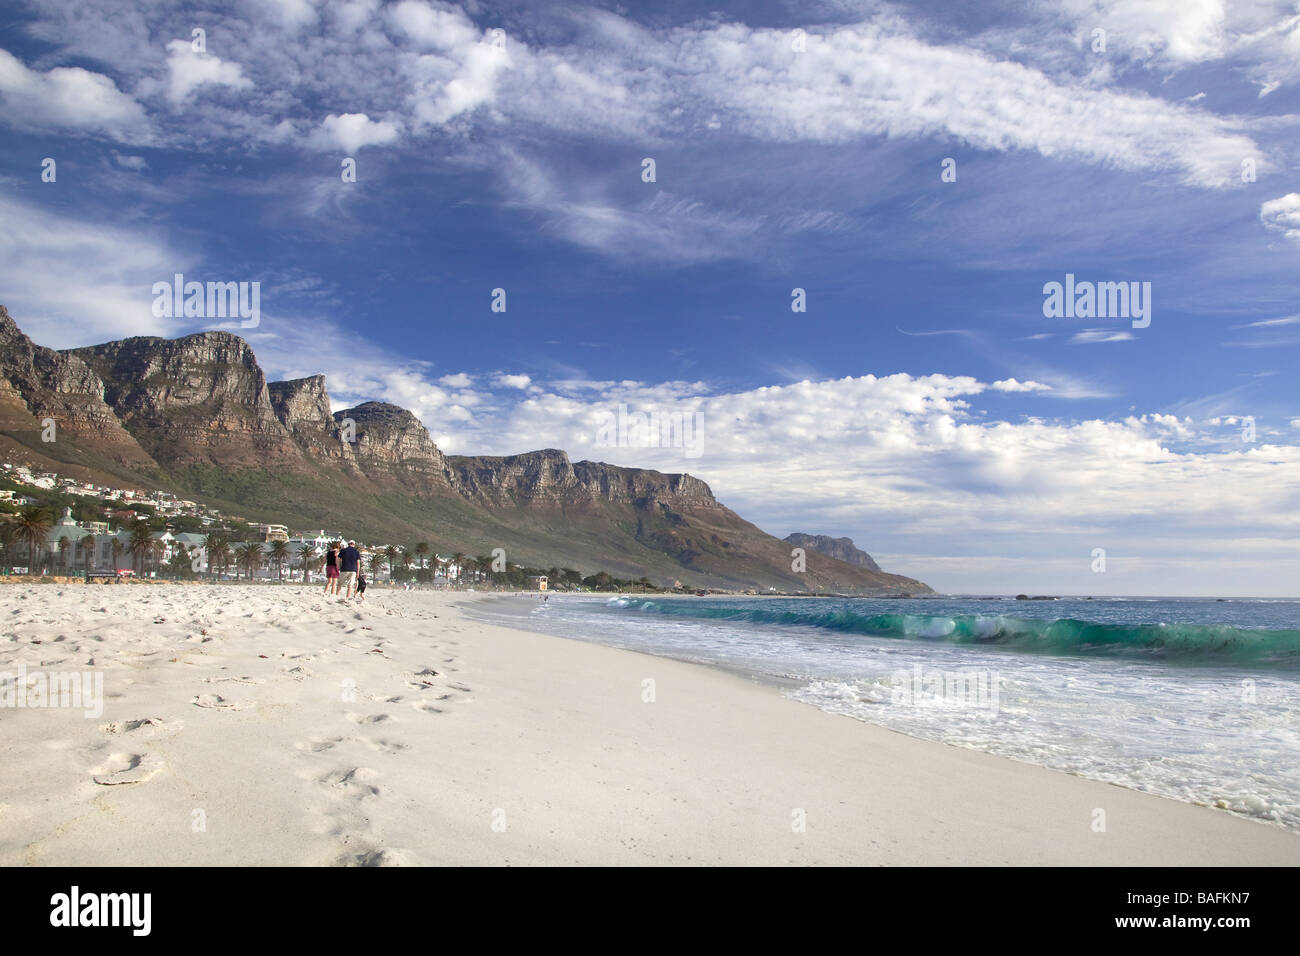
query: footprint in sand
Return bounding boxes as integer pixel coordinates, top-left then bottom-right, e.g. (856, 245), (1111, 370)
(360, 737), (409, 755)
(100, 717), (179, 736)
(91, 752), (164, 786)
(318, 767), (382, 796)
(295, 736), (345, 753)
(338, 846), (414, 867)
(403, 667), (441, 690)
(344, 712), (393, 726)
(410, 700), (443, 715)
(191, 693), (246, 711)
(282, 665), (314, 681)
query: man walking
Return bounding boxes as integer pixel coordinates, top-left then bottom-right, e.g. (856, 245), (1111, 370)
(339, 539), (362, 599)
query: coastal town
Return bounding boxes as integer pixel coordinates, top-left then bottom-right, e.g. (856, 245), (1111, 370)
(0, 462), (567, 590)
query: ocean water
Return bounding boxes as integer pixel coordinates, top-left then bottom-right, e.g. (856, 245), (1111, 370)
(468, 594), (1300, 830)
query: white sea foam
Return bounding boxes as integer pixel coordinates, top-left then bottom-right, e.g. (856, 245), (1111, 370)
(471, 594), (1300, 830)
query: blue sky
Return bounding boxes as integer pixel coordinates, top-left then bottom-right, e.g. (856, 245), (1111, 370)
(1, 0), (1298, 595)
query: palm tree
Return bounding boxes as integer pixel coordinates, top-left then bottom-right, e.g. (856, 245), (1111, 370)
(9, 509), (51, 573)
(235, 541), (261, 581)
(147, 537), (165, 577)
(57, 535), (71, 572)
(110, 537), (125, 572)
(205, 533), (230, 580)
(128, 521), (154, 575)
(368, 552), (384, 579)
(268, 539), (290, 582)
(415, 542), (429, 570)
(298, 543), (316, 583)
(452, 551), (466, 585)
(383, 545), (398, 577)
(81, 533), (96, 572)
(168, 547), (192, 579)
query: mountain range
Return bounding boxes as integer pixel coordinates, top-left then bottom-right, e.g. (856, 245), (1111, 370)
(0, 306), (931, 594)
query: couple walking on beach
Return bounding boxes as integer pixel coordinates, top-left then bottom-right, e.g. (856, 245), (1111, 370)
(322, 540), (366, 601)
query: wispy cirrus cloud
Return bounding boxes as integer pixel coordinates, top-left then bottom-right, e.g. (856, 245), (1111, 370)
(1, 2), (1277, 189)
(1070, 329), (1136, 344)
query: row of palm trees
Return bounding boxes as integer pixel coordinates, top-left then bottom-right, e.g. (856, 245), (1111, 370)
(5, 507), (506, 587)
(3, 510), (178, 576)
(197, 535), (442, 584)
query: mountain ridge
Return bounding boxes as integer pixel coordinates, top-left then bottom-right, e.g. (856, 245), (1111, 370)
(0, 306), (932, 594)
(784, 533), (883, 572)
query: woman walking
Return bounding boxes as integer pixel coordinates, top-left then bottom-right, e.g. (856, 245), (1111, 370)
(322, 541), (340, 595)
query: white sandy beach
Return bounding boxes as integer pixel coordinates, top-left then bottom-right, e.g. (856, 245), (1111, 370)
(1, 582), (1297, 866)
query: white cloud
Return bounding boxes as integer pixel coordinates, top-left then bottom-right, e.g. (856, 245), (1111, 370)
(4, 4), (1274, 190)
(1260, 193), (1300, 244)
(258, 0), (321, 31)
(1237, 313), (1300, 328)
(110, 151), (148, 170)
(438, 372), (473, 388)
(493, 373), (532, 389)
(388, 1), (512, 127)
(1050, 0), (1300, 92)
(631, 19), (1267, 188)
(991, 378), (1052, 392)
(308, 112), (401, 152)
(159, 39), (253, 104)
(387, 0), (480, 49)
(1060, 0), (1231, 63)
(0, 195), (186, 346)
(0, 48), (149, 141)
(1070, 329), (1136, 343)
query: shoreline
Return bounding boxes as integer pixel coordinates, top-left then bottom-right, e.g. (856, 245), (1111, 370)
(2, 583), (1297, 865)
(466, 591), (1300, 835)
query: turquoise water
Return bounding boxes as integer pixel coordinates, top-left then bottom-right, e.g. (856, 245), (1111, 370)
(577, 596), (1300, 668)
(470, 594), (1300, 829)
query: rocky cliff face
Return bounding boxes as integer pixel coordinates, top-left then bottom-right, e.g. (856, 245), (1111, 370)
(572, 461), (718, 509)
(335, 401), (458, 495)
(268, 375), (358, 472)
(67, 331), (303, 469)
(448, 449), (720, 509)
(784, 533), (882, 572)
(0, 306), (157, 470)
